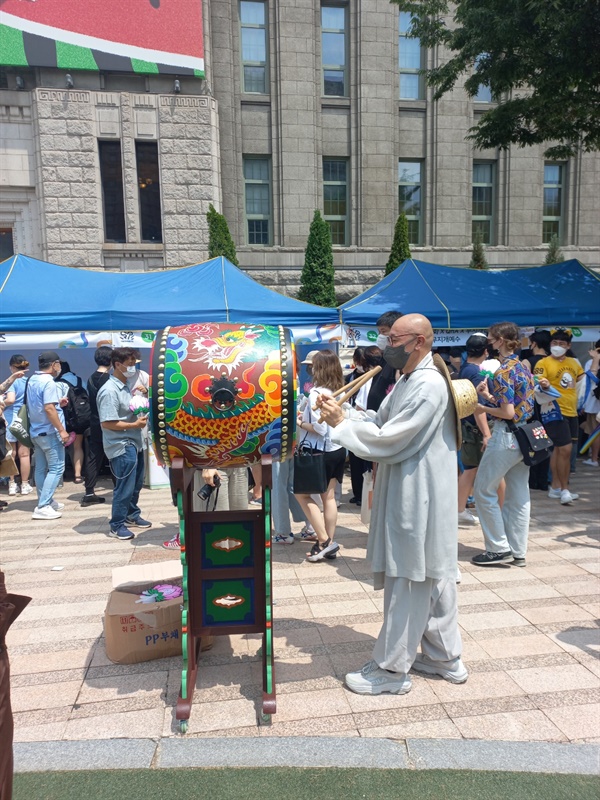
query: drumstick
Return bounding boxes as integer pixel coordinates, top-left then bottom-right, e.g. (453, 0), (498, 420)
(333, 365), (381, 407)
(311, 365), (382, 410)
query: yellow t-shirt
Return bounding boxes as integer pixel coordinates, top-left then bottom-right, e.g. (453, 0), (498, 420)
(534, 356), (584, 417)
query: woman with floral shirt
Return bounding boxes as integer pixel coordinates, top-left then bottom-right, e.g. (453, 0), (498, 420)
(471, 322), (535, 567)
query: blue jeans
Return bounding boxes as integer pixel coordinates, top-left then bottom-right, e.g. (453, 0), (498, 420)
(272, 459), (306, 535)
(110, 446), (145, 529)
(32, 432), (65, 508)
(474, 422), (531, 558)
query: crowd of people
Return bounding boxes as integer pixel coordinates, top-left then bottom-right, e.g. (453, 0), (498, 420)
(0, 318), (598, 698)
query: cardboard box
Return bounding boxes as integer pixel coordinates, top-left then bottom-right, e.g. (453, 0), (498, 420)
(104, 561), (183, 665)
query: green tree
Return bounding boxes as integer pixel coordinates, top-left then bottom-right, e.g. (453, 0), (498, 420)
(544, 233), (564, 265)
(298, 210), (336, 307)
(207, 203), (239, 266)
(393, 0), (600, 158)
(469, 231), (488, 270)
(385, 213), (412, 275)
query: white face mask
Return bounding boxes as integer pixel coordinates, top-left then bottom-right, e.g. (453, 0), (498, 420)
(551, 345), (567, 358)
(376, 334), (389, 351)
(124, 365), (138, 377)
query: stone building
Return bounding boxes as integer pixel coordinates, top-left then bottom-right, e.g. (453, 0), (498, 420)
(1, 0), (598, 300)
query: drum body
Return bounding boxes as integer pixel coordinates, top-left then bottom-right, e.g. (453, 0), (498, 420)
(151, 323), (296, 469)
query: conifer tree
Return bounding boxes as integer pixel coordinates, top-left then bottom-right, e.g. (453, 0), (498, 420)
(298, 210), (336, 307)
(469, 230), (488, 270)
(544, 233), (564, 265)
(207, 203), (239, 266)
(385, 213), (412, 275)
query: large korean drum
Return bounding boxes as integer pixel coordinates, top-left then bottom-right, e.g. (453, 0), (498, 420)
(150, 323), (296, 469)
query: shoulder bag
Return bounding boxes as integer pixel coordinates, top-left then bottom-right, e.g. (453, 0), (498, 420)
(8, 377), (32, 449)
(507, 419), (553, 467)
(292, 417), (328, 495)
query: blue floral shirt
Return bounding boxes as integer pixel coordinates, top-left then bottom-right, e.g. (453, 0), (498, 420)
(492, 355), (535, 423)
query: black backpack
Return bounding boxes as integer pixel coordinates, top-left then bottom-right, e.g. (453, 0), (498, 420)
(59, 377), (91, 434)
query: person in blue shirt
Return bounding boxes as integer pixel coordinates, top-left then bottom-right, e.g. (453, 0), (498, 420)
(27, 351), (70, 520)
(1, 354), (33, 497)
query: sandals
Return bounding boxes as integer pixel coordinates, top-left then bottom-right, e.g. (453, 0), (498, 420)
(73, 477), (83, 484)
(306, 538), (340, 562)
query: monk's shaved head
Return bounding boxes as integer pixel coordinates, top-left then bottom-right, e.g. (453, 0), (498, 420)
(391, 313), (434, 350)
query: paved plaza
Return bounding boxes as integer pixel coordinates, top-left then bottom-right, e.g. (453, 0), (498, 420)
(2, 464), (599, 756)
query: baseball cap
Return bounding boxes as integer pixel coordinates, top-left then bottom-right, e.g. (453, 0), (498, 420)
(38, 350), (61, 367)
(301, 350), (320, 365)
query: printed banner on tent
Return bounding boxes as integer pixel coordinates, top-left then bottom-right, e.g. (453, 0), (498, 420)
(342, 326), (600, 349)
(0, 0), (204, 76)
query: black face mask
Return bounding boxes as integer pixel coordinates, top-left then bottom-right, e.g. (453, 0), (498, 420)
(487, 347), (499, 359)
(383, 340), (415, 371)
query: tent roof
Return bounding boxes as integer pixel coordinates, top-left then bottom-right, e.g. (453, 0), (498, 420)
(339, 259), (600, 329)
(0, 255), (338, 332)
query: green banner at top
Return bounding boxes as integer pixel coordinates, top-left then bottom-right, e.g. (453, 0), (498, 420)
(0, 0), (204, 76)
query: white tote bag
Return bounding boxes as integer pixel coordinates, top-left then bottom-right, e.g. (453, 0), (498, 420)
(360, 470), (374, 526)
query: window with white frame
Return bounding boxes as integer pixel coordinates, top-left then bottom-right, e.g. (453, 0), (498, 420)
(244, 157), (271, 245)
(321, 5), (347, 97)
(323, 159), (349, 245)
(472, 163), (495, 244)
(398, 12), (423, 100)
(398, 161), (423, 244)
(240, 1), (268, 94)
(543, 164), (564, 243)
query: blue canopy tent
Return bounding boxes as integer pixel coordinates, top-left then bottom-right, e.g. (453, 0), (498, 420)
(0, 254), (338, 332)
(339, 259), (600, 329)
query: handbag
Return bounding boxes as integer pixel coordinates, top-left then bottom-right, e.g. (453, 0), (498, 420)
(8, 376), (32, 448)
(293, 436), (328, 495)
(0, 453), (18, 478)
(360, 470), (374, 526)
(507, 419), (553, 467)
(8, 403), (32, 449)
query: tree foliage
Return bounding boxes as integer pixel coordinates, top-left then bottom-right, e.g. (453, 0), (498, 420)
(385, 213), (412, 275)
(393, 0), (600, 158)
(544, 233), (564, 265)
(469, 231), (488, 270)
(298, 210), (336, 307)
(207, 203), (239, 266)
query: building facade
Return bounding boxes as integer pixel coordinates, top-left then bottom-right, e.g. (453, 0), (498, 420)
(1, 0), (598, 300)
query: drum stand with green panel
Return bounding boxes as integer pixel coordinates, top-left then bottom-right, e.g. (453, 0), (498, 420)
(169, 457), (275, 731)
(151, 323), (297, 733)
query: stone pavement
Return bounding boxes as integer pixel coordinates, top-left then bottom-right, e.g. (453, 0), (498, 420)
(2, 463), (599, 758)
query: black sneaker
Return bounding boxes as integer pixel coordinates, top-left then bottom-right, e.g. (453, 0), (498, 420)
(126, 516), (152, 528)
(81, 494), (106, 507)
(512, 557), (527, 567)
(471, 551), (513, 566)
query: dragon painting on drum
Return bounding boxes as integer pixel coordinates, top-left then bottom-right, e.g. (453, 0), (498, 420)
(151, 323), (296, 470)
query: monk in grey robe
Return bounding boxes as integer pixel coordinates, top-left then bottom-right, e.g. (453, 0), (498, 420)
(318, 314), (468, 695)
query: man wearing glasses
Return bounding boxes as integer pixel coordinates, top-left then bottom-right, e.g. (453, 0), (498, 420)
(27, 351), (70, 520)
(318, 313), (466, 695)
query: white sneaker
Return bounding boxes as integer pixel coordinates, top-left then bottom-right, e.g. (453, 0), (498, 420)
(32, 505), (62, 520)
(20, 481), (34, 495)
(582, 459), (598, 467)
(548, 487), (562, 499)
(411, 654), (469, 684)
(8, 481), (18, 496)
(458, 509), (479, 526)
(345, 660), (412, 695)
(273, 533), (294, 545)
(51, 500), (65, 511)
(560, 490), (579, 505)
